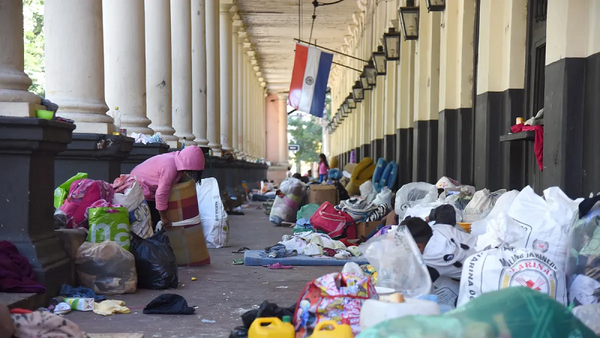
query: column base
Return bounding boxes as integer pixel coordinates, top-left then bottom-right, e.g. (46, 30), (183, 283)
(0, 117), (76, 307)
(55, 133), (134, 185)
(121, 142), (171, 173)
(0, 102), (45, 118)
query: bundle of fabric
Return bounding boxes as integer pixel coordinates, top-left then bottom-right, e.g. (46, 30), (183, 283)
(278, 232), (361, 258)
(269, 178), (307, 225)
(58, 179), (115, 228)
(345, 158), (377, 196)
(0, 241), (46, 293)
(338, 198), (377, 221)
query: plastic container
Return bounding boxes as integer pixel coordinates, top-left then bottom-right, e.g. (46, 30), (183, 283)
(360, 298), (440, 330)
(457, 222), (472, 233)
(249, 316), (294, 338)
(36, 109), (54, 120)
(310, 320), (353, 338)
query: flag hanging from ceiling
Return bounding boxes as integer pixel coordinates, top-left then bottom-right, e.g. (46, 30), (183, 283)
(288, 43), (333, 118)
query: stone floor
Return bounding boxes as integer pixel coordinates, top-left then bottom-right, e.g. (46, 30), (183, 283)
(68, 203), (335, 337)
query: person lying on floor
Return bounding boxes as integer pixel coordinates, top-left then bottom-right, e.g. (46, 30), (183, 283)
(402, 216), (477, 282)
(131, 145), (205, 229)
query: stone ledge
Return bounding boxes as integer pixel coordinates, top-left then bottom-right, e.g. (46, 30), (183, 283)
(0, 292), (42, 310)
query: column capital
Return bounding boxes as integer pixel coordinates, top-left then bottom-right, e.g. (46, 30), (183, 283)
(230, 5), (238, 15)
(219, 0), (234, 12)
(238, 28), (247, 39)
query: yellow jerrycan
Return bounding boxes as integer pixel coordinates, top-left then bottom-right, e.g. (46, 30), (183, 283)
(249, 316), (294, 338)
(309, 320), (353, 338)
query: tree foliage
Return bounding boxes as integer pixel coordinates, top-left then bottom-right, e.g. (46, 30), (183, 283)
(288, 114), (323, 170)
(23, 0), (45, 96)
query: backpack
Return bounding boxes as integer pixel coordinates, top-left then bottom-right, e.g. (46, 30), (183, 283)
(59, 179), (115, 228)
(309, 202), (356, 239)
(293, 272), (377, 337)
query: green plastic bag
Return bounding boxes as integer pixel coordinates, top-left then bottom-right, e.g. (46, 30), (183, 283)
(297, 203), (320, 221)
(87, 207), (131, 251)
(357, 287), (597, 338)
(54, 172), (88, 208)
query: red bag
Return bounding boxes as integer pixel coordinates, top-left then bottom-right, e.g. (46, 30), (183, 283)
(309, 202), (356, 239)
(59, 179), (115, 228)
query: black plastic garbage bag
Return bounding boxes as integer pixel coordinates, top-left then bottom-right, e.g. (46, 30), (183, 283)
(130, 229), (178, 289)
(241, 301), (296, 329)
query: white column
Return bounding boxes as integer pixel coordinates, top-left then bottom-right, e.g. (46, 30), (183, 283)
(103, 0), (152, 135)
(237, 30), (246, 156)
(219, 1), (234, 152)
(171, 0), (196, 145)
(206, 0), (222, 155)
(0, 0), (40, 116)
(278, 94), (289, 166)
(191, 0), (209, 146)
(45, 0), (113, 133)
(231, 14), (241, 155)
(145, 0), (178, 147)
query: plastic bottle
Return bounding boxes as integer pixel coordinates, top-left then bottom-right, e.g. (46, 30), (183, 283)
(309, 320), (353, 338)
(248, 316), (294, 338)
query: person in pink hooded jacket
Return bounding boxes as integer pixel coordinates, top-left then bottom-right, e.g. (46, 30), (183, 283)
(131, 145), (205, 228)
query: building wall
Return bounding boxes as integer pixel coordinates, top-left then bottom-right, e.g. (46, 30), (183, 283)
(327, 0), (599, 197)
(264, 93), (280, 164)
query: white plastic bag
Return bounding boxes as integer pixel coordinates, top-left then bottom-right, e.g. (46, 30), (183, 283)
(360, 227), (432, 297)
(572, 304), (600, 335)
(269, 178), (306, 225)
(457, 245), (568, 307)
(196, 178), (229, 248)
(433, 276), (460, 308)
(372, 187), (393, 209)
(394, 182), (438, 219)
(508, 186), (581, 272)
(360, 180), (375, 197)
(112, 180), (153, 239)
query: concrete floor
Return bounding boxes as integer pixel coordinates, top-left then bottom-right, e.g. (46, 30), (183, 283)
(68, 204), (335, 337)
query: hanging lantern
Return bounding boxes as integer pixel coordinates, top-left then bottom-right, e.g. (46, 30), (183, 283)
(399, 0), (419, 40)
(383, 27), (401, 61)
(352, 81), (364, 101)
(364, 60), (377, 86)
(360, 73), (372, 91)
(372, 46), (387, 75)
(426, 0), (445, 12)
(347, 95), (357, 109)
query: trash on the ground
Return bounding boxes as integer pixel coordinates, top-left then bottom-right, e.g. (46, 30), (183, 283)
(130, 229), (178, 290)
(93, 300), (130, 316)
(233, 259), (244, 265)
(143, 294), (195, 315)
(191, 277), (197, 281)
(201, 319), (216, 324)
(266, 263), (292, 269)
(53, 302), (72, 315)
(76, 241), (137, 295)
(64, 297), (94, 311)
(276, 286), (289, 289)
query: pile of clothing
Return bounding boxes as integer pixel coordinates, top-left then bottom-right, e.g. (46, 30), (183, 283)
(262, 232), (362, 260)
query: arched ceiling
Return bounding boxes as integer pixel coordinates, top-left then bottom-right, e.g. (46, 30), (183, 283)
(237, 0), (361, 94)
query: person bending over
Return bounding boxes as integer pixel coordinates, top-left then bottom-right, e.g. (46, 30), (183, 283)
(131, 145), (205, 229)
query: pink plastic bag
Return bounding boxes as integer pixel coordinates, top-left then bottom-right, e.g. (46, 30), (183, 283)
(59, 179), (114, 228)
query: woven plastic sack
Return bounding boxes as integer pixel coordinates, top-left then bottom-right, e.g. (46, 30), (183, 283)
(76, 241), (137, 295)
(462, 189), (506, 223)
(269, 178), (307, 225)
(196, 178), (229, 248)
(112, 179), (153, 239)
(394, 182), (438, 219)
(359, 227), (432, 297)
(357, 287), (597, 338)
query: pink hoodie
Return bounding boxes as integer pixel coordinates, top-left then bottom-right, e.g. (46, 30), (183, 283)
(131, 146), (205, 211)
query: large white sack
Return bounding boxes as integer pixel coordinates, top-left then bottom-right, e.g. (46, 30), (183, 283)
(508, 186), (581, 272)
(196, 178), (229, 248)
(433, 276), (460, 308)
(462, 189), (506, 223)
(457, 246), (567, 307)
(394, 182), (438, 219)
(112, 180), (153, 239)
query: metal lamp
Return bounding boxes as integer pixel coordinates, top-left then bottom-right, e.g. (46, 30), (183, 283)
(372, 45), (387, 75)
(399, 0), (419, 40)
(352, 81), (364, 101)
(360, 73), (372, 91)
(343, 101), (350, 114)
(347, 95), (356, 109)
(364, 60), (377, 86)
(383, 27), (401, 60)
(426, 0), (445, 12)
(341, 105), (348, 118)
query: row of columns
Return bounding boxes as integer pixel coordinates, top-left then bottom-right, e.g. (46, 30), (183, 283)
(0, 0), (267, 160)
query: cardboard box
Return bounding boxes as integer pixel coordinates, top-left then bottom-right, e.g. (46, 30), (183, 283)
(307, 185), (339, 205)
(356, 221), (382, 238)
